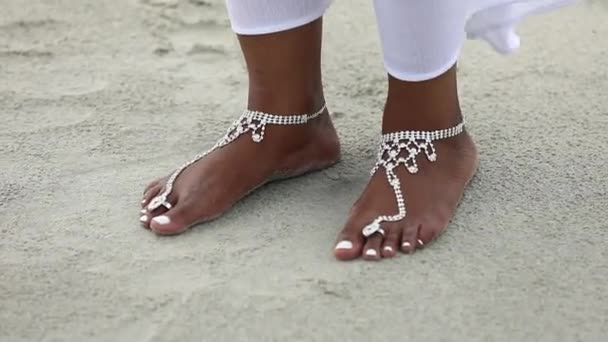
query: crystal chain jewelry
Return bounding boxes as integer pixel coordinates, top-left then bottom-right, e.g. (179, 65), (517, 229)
(147, 103), (327, 211)
(361, 119), (466, 237)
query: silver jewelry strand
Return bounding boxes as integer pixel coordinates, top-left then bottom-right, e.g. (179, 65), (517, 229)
(147, 103), (327, 211)
(361, 119), (466, 237)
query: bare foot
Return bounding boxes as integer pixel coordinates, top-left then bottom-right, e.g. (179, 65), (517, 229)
(140, 108), (340, 235)
(334, 65), (478, 260)
(138, 17), (341, 234)
(334, 130), (478, 260)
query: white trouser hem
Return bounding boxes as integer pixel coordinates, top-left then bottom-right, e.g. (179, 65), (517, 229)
(384, 48), (461, 82)
(230, 0), (332, 35)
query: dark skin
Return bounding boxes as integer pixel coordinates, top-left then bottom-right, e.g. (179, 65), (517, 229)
(334, 68), (478, 260)
(140, 18), (478, 261)
(140, 19), (340, 234)
(239, 17), (325, 115)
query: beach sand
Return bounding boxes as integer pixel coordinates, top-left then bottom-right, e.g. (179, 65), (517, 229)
(1, 0), (607, 341)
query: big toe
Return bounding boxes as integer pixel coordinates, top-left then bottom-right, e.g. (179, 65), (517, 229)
(149, 200), (205, 235)
(334, 222), (365, 261)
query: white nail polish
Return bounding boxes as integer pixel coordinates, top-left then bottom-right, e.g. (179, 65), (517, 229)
(335, 240), (353, 250)
(152, 215), (170, 225)
(365, 249), (378, 257)
(384, 246), (393, 253)
(140, 209), (146, 214)
(402, 241), (411, 248)
(141, 199), (146, 204)
(139, 215), (148, 222)
(417, 239), (424, 246)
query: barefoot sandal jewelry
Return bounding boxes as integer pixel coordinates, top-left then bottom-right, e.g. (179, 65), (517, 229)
(147, 104), (327, 211)
(361, 120), (466, 238)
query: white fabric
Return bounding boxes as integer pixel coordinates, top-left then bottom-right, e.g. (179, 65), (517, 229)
(225, 0), (333, 35)
(225, 0), (576, 81)
(374, 0), (577, 81)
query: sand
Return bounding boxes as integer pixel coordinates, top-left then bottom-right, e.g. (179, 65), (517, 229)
(1, 0), (607, 341)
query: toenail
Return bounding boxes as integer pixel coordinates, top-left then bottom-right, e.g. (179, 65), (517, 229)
(402, 241), (411, 248)
(140, 209), (146, 214)
(152, 215), (170, 225)
(365, 249), (378, 257)
(139, 215), (148, 222)
(417, 239), (424, 246)
(383, 246), (393, 253)
(335, 240), (353, 250)
(141, 199), (146, 203)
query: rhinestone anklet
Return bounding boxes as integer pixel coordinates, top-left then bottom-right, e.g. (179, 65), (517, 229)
(361, 119), (466, 237)
(147, 104), (327, 211)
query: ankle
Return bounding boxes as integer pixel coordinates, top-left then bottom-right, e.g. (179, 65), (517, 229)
(382, 68), (463, 132)
(247, 82), (326, 115)
(381, 104), (463, 133)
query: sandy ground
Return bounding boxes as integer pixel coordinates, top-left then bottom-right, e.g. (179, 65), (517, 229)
(1, 0), (607, 341)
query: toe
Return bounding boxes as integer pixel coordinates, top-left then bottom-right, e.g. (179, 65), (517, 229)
(417, 219), (448, 249)
(139, 185), (163, 229)
(143, 177), (164, 194)
(334, 222), (365, 261)
(362, 233), (383, 261)
(401, 224), (419, 254)
(141, 184), (163, 208)
(149, 199), (203, 235)
(143, 205), (169, 230)
(139, 212), (151, 229)
(381, 227), (401, 258)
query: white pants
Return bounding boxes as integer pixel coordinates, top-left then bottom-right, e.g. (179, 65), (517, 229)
(225, 0), (575, 81)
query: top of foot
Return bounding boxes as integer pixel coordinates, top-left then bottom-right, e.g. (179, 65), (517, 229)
(140, 109), (340, 235)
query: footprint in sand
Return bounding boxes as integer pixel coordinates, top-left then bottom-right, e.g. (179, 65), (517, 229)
(139, 0), (179, 9)
(1, 55), (109, 99)
(141, 0), (234, 57)
(139, 0), (213, 10)
(168, 20), (233, 56)
(4, 70), (108, 99)
(0, 103), (95, 134)
(0, 19), (66, 58)
(0, 50), (53, 57)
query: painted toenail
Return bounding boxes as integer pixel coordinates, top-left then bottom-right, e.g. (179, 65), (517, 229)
(402, 241), (411, 248)
(365, 249), (377, 256)
(384, 246), (393, 253)
(335, 240), (353, 250)
(417, 239), (424, 246)
(152, 215), (170, 225)
(139, 215), (148, 222)
(140, 209), (146, 214)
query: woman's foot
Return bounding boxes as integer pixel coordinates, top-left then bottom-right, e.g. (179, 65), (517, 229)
(139, 18), (339, 235)
(140, 108), (340, 235)
(334, 66), (479, 260)
(334, 131), (477, 260)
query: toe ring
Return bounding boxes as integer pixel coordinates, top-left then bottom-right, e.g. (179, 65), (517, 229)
(148, 195), (173, 211)
(362, 220), (385, 237)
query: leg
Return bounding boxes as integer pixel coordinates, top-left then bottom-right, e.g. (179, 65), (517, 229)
(140, 1), (340, 235)
(334, 1), (478, 260)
